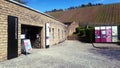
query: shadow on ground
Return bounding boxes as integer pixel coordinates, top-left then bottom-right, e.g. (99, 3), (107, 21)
(89, 45), (120, 61)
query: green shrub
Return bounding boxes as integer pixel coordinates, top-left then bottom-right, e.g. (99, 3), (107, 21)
(75, 27), (81, 33)
(78, 29), (86, 37)
(73, 26), (94, 43)
(86, 28), (94, 43)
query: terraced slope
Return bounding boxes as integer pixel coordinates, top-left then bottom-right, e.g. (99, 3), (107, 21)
(47, 3), (120, 25)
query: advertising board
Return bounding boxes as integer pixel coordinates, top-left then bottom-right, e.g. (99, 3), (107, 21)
(106, 26), (112, 42)
(101, 26), (106, 42)
(23, 39), (32, 53)
(46, 23), (50, 48)
(95, 27), (101, 42)
(112, 26), (118, 42)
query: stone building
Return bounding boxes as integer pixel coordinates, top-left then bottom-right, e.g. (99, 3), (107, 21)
(65, 21), (78, 36)
(0, 0), (67, 61)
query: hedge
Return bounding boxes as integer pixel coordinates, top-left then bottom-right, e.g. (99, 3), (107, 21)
(73, 26), (94, 43)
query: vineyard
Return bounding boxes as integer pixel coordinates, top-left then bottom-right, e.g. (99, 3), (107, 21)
(47, 3), (120, 25)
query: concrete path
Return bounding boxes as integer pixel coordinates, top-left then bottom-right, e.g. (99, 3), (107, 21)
(0, 40), (120, 68)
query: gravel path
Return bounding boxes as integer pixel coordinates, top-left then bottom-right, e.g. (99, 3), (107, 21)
(0, 40), (120, 68)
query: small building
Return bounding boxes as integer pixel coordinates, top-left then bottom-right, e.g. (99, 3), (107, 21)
(64, 21), (78, 36)
(0, 0), (67, 61)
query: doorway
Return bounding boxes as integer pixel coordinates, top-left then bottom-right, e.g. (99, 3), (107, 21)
(21, 25), (42, 48)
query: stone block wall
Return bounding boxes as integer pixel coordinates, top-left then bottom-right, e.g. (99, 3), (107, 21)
(68, 21), (78, 36)
(0, 0), (67, 61)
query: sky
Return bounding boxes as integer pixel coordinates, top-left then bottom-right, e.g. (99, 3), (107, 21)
(26, 0), (120, 12)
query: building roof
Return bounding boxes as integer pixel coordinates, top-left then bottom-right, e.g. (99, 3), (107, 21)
(8, 0), (59, 21)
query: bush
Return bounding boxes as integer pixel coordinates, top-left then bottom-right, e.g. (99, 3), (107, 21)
(75, 27), (81, 33)
(73, 26), (94, 43)
(86, 28), (94, 43)
(78, 29), (86, 37)
(75, 26), (86, 36)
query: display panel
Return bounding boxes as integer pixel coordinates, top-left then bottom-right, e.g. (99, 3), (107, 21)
(95, 27), (101, 42)
(112, 26), (118, 42)
(106, 26), (112, 42)
(45, 23), (50, 48)
(94, 26), (118, 43)
(101, 26), (106, 42)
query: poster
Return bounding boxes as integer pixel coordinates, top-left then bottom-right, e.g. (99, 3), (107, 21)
(45, 23), (50, 48)
(23, 39), (32, 53)
(95, 27), (101, 42)
(112, 26), (118, 36)
(94, 26), (118, 43)
(106, 26), (112, 42)
(101, 26), (106, 42)
(112, 26), (118, 42)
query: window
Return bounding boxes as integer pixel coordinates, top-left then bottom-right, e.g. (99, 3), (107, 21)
(52, 28), (54, 39)
(49, 27), (51, 32)
(58, 29), (60, 39)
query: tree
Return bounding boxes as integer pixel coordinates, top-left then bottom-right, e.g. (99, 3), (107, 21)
(88, 3), (92, 6)
(13, 0), (27, 4)
(67, 7), (75, 10)
(81, 4), (85, 7)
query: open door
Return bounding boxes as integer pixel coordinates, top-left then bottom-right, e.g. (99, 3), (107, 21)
(21, 25), (42, 48)
(7, 16), (18, 59)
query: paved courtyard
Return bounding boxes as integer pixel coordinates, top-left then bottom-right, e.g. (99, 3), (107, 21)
(0, 40), (120, 68)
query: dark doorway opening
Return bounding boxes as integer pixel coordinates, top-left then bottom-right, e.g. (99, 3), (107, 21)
(21, 25), (42, 49)
(7, 15), (18, 60)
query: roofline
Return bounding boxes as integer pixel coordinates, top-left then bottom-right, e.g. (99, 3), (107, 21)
(7, 0), (60, 21)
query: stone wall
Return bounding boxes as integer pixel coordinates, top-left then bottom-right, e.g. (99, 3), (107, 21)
(0, 0), (67, 61)
(68, 21), (78, 36)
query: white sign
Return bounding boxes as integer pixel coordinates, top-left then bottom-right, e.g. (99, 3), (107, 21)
(95, 27), (100, 30)
(21, 34), (25, 39)
(102, 31), (106, 34)
(46, 23), (50, 48)
(23, 39), (32, 53)
(101, 26), (105, 30)
(112, 26), (118, 36)
(112, 26), (118, 42)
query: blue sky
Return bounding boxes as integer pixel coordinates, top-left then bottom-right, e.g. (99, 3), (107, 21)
(26, 0), (120, 12)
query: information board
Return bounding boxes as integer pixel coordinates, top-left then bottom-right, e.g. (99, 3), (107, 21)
(106, 26), (112, 42)
(94, 26), (118, 43)
(95, 27), (101, 42)
(23, 39), (32, 53)
(45, 23), (50, 48)
(112, 26), (118, 42)
(101, 26), (106, 42)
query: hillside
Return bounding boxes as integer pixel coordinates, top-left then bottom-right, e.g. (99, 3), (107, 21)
(47, 3), (120, 25)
